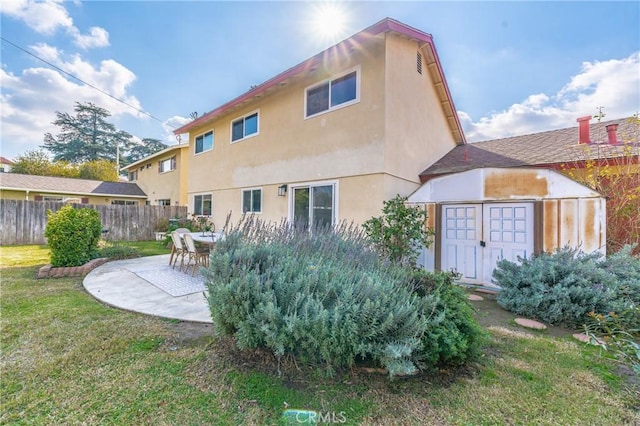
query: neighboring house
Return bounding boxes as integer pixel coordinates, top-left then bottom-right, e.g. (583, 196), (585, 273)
(173, 18), (465, 228)
(0, 173), (147, 205)
(0, 157), (14, 173)
(419, 116), (639, 181)
(407, 116), (639, 286)
(121, 144), (190, 207)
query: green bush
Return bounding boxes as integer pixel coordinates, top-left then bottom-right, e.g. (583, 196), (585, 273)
(204, 217), (482, 378)
(44, 205), (102, 267)
(494, 245), (640, 327)
(97, 242), (139, 260)
(411, 270), (486, 367)
(363, 195), (434, 266)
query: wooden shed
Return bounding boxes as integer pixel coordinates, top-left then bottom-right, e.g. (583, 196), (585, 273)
(406, 167), (606, 287)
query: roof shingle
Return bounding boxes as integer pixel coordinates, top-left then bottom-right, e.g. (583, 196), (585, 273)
(420, 117), (639, 180)
(0, 173), (147, 197)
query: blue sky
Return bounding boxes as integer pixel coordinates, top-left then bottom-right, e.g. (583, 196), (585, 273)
(1, 1), (639, 160)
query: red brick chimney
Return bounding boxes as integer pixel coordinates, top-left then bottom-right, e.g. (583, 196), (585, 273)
(606, 123), (619, 144)
(577, 116), (591, 144)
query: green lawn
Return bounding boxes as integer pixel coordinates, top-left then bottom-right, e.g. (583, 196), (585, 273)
(1, 244), (638, 425)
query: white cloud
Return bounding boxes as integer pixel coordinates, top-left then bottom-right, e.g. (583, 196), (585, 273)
(162, 116), (192, 145)
(460, 52), (640, 142)
(0, 51), (143, 159)
(68, 26), (110, 49)
(0, 0), (109, 49)
(0, 0), (72, 34)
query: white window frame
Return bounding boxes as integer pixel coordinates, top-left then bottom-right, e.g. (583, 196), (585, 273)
(159, 157), (175, 174)
(241, 187), (262, 214)
(157, 199), (171, 206)
(194, 130), (214, 155)
(43, 196), (63, 202)
(193, 193), (213, 216)
(230, 110), (260, 143)
(288, 179), (339, 229)
(304, 66), (360, 119)
(111, 200), (137, 205)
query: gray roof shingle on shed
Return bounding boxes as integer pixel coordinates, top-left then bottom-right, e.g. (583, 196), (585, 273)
(0, 173), (147, 197)
(420, 116), (639, 180)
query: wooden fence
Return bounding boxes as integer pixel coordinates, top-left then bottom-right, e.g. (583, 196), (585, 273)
(0, 200), (188, 245)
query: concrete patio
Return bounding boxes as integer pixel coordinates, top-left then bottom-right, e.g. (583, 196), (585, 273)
(83, 254), (213, 323)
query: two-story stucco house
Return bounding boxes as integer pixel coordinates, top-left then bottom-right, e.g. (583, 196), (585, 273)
(174, 18), (465, 229)
(121, 144), (190, 207)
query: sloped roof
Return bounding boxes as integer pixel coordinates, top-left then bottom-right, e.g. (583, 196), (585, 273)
(0, 173), (147, 198)
(121, 143), (189, 171)
(0, 156), (14, 165)
(174, 17), (465, 144)
(420, 117), (639, 181)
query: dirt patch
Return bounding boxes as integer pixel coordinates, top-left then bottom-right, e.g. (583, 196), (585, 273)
(466, 289), (578, 339)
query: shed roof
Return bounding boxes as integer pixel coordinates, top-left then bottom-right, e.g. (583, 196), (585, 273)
(420, 116), (639, 181)
(0, 173), (147, 198)
(174, 17), (465, 144)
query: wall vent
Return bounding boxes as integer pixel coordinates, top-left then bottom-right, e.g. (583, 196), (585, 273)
(417, 52), (423, 75)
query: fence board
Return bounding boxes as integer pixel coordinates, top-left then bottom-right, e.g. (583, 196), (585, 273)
(0, 200), (188, 245)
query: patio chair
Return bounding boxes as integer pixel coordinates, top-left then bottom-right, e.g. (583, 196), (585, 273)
(169, 231), (186, 271)
(182, 233), (210, 276)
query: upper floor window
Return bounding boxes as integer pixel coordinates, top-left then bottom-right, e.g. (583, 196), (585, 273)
(231, 111), (259, 142)
(158, 156), (176, 173)
(305, 68), (359, 118)
(129, 170), (137, 181)
(195, 131), (214, 154)
(242, 188), (262, 213)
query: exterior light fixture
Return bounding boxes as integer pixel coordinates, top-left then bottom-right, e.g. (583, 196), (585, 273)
(278, 184), (288, 197)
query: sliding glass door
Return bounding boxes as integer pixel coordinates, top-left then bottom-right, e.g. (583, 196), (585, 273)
(292, 184), (335, 230)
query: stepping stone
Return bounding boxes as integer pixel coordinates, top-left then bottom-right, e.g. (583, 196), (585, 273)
(572, 333), (604, 346)
(514, 318), (547, 330)
(475, 287), (499, 295)
(468, 294), (484, 301)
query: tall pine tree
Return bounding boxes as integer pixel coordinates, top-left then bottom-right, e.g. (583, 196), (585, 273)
(43, 102), (133, 164)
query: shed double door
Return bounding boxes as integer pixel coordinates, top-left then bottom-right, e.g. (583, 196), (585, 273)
(441, 203), (534, 285)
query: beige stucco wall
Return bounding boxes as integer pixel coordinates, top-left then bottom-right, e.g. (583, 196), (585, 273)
(185, 31), (459, 226)
(384, 33), (459, 183)
(127, 146), (189, 206)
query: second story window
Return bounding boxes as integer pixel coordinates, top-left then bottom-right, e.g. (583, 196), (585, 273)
(305, 68), (359, 118)
(231, 112), (259, 142)
(158, 156), (176, 173)
(195, 131), (214, 154)
(129, 170), (137, 181)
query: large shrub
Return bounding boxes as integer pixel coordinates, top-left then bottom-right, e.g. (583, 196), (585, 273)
(411, 270), (486, 367)
(494, 245), (640, 327)
(204, 217), (481, 378)
(44, 205), (102, 267)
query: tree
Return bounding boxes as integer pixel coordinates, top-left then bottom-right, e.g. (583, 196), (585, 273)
(363, 195), (435, 266)
(561, 114), (640, 254)
(43, 102), (133, 164)
(11, 149), (77, 177)
(125, 138), (168, 165)
(10, 150), (53, 175)
(78, 159), (119, 181)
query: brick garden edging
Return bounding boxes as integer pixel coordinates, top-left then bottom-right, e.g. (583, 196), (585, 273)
(37, 258), (109, 279)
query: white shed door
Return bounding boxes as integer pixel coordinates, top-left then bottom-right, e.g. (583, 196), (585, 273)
(441, 203), (534, 285)
(441, 204), (482, 283)
(482, 203), (534, 284)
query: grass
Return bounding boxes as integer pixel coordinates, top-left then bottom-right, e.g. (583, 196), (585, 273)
(1, 244), (639, 425)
